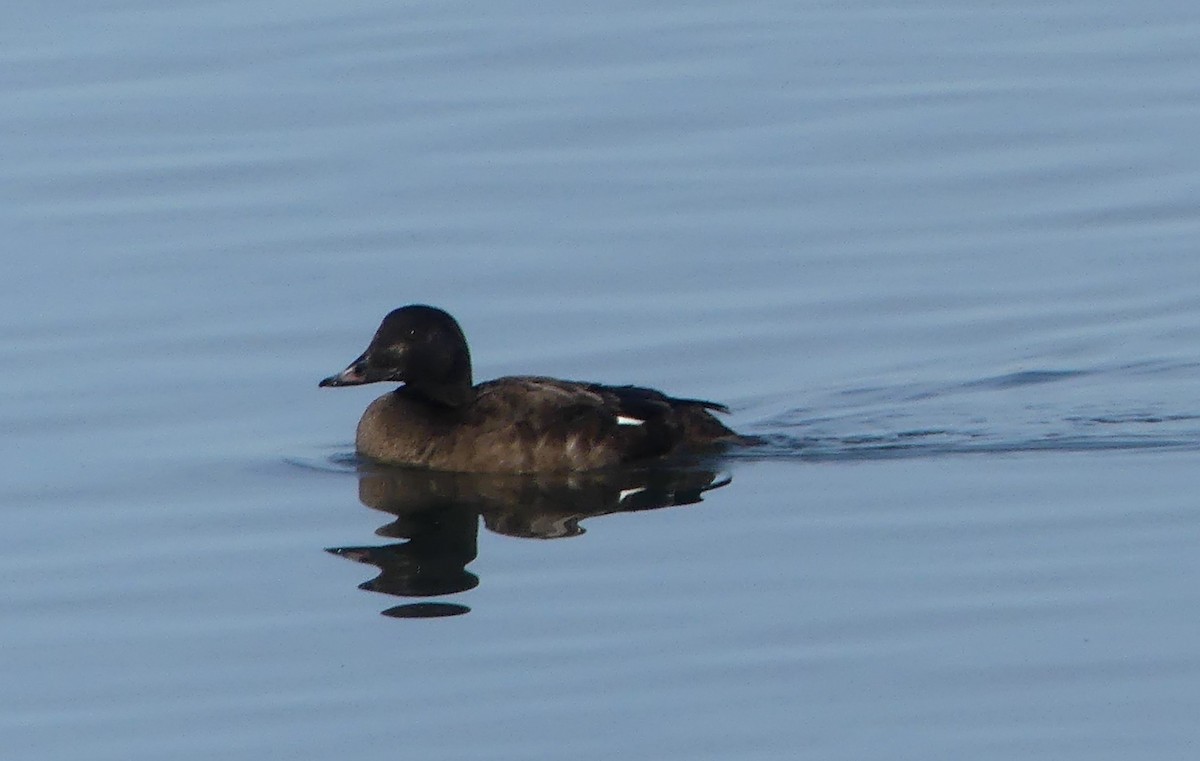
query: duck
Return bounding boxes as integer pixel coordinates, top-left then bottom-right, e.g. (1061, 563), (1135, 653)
(320, 305), (740, 473)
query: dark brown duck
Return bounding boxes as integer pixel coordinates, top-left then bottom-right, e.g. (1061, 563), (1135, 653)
(320, 305), (740, 473)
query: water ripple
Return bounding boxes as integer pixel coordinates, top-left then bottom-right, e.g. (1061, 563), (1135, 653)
(740, 362), (1200, 461)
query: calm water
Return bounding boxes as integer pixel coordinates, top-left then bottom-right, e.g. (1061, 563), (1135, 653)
(4, 1), (1200, 758)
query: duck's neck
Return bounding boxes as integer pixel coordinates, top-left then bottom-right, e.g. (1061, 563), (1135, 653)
(400, 339), (474, 408)
(405, 373), (474, 409)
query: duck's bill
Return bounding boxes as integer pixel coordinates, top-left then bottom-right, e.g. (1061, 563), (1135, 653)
(319, 359), (369, 387)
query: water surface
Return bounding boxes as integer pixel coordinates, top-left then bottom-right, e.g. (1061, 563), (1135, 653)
(4, 1), (1200, 759)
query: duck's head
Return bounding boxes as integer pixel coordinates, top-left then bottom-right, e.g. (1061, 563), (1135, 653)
(320, 305), (474, 407)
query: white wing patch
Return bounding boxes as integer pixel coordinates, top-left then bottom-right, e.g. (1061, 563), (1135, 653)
(618, 486), (648, 502)
(616, 415), (645, 426)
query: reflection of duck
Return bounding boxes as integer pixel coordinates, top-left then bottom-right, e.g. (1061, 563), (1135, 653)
(320, 305), (741, 472)
(327, 463), (732, 617)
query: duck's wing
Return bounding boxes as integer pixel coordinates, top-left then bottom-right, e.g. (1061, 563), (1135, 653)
(468, 377), (679, 467)
(473, 376), (645, 426)
(478, 376), (721, 423)
(582, 383), (730, 418)
(585, 382), (737, 444)
(477, 376), (737, 450)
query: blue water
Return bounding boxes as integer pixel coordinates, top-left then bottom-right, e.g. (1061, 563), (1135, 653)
(4, 1), (1200, 759)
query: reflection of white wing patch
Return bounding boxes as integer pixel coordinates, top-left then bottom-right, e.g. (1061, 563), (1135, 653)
(617, 415), (645, 426)
(618, 486), (648, 502)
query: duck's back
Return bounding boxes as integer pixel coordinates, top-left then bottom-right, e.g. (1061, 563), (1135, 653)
(355, 376), (737, 473)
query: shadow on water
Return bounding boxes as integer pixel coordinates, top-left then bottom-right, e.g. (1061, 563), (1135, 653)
(736, 363), (1200, 462)
(324, 461), (730, 618)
